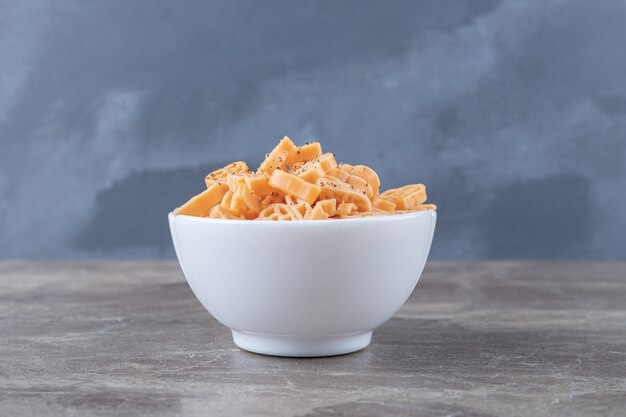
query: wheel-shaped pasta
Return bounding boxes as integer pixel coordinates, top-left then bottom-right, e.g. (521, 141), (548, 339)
(380, 184), (427, 210)
(174, 183), (229, 216)
(269, 169), (321, 205)
(174, 137), (436, 220)
(205, 161), (250, 188)
(257, 203), (301, 221)
(317, 177), (372, 211)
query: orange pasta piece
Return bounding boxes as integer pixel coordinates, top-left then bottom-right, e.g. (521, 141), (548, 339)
(174, 183), (228, 216)
(174, 136), (436, 219)
(292, 153), (338, 183)
(371, 195), (396, 212)
(296, 169), (320, 184)
(285, 195), (312, 219)
(257, 203), (300, 221)
(349, 165), (380, 195)
(380, 184), (427, 210)
(245, 175), (273, 196)
(258, 150), (288, 175)
(231, 178), (262, 219)
(227, 173), (273, 196)
(345, 174), (373, 198)
(348, 209), (393, 218)
(258, 136), (297, 174)
(305, 204), (330, 220)
(415, 203), (437, 211)
(286, 142), (323, 166)
(208, 205), (246, 219)
(315, 199), (337, 217)
(261, 191), (284, 207)
(327, 167), (373, 198)
(220, 190), (233, 208)
(269, 169), (321, 205)
(336, 202), (358, 216)
(205, 161), (249, 187)
(326, 167), (350, 183)
(317, 177), (372, 211)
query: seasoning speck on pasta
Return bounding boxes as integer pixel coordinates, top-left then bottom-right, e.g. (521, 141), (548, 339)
(173, 136), (436, 220)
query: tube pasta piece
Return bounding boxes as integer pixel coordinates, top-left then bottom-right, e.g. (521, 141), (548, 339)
(371, 195), (396, 212)
(174, 183), (229, 216)
(205, 161), (250, 187)
(380, 184), (427, 210)
(269, 169), (321, 205)
(317, 177), (372, 212)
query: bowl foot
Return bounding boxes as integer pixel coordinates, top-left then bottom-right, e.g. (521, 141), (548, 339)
(231, 330), (372, 357)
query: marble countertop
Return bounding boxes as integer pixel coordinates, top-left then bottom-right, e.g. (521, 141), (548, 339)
(1, 261), (625, 416)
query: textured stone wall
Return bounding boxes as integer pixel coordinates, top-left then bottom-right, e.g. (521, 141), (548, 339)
(1, 0), (624, 259)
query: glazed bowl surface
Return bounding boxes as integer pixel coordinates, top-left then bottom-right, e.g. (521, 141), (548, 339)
(168, 210), (436, 357)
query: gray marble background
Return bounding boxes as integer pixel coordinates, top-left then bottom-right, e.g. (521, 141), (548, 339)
(1, 0), (625, 260)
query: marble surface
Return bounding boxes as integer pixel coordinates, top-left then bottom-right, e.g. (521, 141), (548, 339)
(1, 261), (625, 416)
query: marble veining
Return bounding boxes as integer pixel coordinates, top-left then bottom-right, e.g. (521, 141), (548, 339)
(1, 261), (625, 416)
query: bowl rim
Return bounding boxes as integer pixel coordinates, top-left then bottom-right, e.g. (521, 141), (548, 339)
(169, 209), (435, 225)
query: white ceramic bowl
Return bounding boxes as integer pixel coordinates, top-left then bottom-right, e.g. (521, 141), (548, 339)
(168, 210), (436, 357)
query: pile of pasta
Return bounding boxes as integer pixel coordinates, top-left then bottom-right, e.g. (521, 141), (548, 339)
(173, 137), (436, 220)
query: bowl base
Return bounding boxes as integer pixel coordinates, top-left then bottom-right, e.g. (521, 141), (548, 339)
(231, 330), (372, 357)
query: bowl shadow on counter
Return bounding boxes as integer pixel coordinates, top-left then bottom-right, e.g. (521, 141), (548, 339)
(228, 315), (609, 382)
